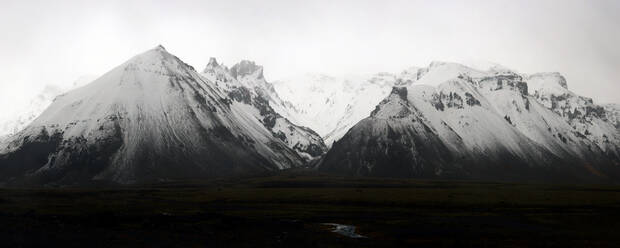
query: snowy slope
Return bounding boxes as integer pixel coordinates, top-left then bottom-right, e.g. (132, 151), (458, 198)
(0, 75), (97, 139)
(525, 73), (620, 159)
(273, 72), (405, 145)
(320, 62), (620, 182)
(0, 46), (305, 185)
(201, 58), (327, 160)
(0, 85), (63, 139)
(271, 62), (501, 146)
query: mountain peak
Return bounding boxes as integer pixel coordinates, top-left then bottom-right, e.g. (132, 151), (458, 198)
(207, 57), (219, 67)
(230, 60), (264, 80)
(0, 45), (307, 185)
(203, 57), (229, 74)
(155, 44), (166, 51)
(123, 45), (198, 73)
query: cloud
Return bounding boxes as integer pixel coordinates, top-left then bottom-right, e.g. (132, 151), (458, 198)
(0, 0), (618, 113)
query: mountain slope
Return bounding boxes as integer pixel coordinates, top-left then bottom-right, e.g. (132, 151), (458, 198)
(201, 58), (327, 160)
(0, 46), (305, 185)
(0, 75), (97, 140)
(273, 72), (408, 145)
(525, 73), (620, 160)
(0, 85), (63, 140)
(320, 62), (620, 182)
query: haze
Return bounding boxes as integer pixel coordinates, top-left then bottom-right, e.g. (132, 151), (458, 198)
(1, 0), (619, 117)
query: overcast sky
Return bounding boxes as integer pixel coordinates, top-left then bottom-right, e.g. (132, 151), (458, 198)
(1, 0), (619, 114)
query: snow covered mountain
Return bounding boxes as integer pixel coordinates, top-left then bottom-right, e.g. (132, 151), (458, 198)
(0, 85), (63, 140)
(273, 72), (412, 146)
(201, 58), (327, 161)
(0, 75), (97, 140)
(1, 44), (617, 184)
(0, 46), (307, 185)
(525, 72), (620, 159)
(319, 62), (620, 182)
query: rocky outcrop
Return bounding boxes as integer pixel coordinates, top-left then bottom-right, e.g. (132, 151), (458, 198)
(201, 59), (328, 161)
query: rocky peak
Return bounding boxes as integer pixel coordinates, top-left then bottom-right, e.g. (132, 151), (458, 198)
(391, 86), (409, 102)
(155, 44), (166, 51)
(203, 57), (226, 73)
(526, 72), (569, 96)
(125, 44), (195, 73)
(230, 60), (264, 80)
(370, 86), (412, 119)
(207, 57), (219, 67)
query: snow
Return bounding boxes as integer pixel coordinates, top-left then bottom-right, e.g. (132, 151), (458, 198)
(414, 61), (486, 87)
(408, 79), (546, 162)
(275, 57), (618, 168)
(605, 104), (620, 128)
(273, 73), (396, 145)
(0, 46), (307, 183)
(1, 44), (618, 183)
(321, 59), (619, 177)
(270, 62), (493, 146)
(0, 85), (62, 138)
(526, 72), (569, 96)
(201, 57), (327, 160)
(0, 74), (97, 139)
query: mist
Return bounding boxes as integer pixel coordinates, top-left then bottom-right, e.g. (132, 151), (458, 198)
(1, 0), (619, 117)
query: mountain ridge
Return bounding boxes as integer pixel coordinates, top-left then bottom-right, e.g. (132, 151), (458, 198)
(0, 46), (617, 185)
(0, 46), (309, 185)
(318, 62), (620, 182)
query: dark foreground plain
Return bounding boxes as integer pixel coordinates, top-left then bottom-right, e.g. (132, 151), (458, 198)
(1, 170), (619, 247)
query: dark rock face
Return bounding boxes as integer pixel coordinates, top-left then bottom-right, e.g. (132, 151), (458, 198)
(228, 87), (253, 104)
(538, 92), (608, 121)
(33, 121), (124, 185)
(230, 61), (264, 80)
(465, 93), (481, 106)
(371, 87), (412, 118)
(319, 119), (459, 178)
(440, 92), (464, 109)
(0, 128), (63, 182)
(392, 87), (408, 101)
(253, 93), (278, 129)
(479, 74), (528, 95)
(431, 94), (445, 111)
(294, 143), (324, 157)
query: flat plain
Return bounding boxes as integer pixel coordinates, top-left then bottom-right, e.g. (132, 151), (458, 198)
(1, 170), (619, 247)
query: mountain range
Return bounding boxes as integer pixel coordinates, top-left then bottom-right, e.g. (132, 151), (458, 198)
(0, 46), (321, 185)
(320, 62), (620, 182)
(0, 46), (618, 185)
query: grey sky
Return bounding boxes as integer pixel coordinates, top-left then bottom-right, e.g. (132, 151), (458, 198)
(1, 0), (619, 114)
